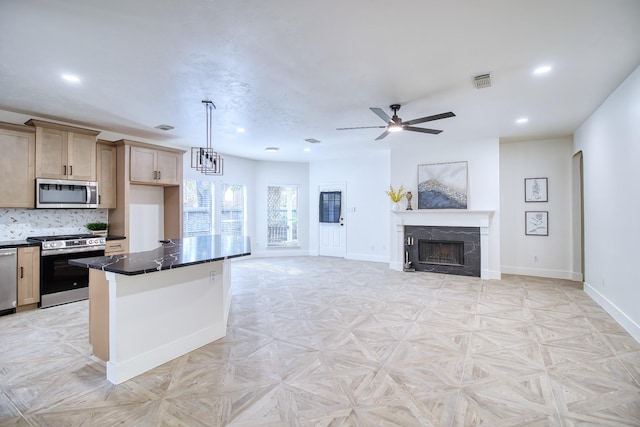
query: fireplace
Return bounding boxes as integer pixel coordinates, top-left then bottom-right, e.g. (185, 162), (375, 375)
(405, 226), (480, 277)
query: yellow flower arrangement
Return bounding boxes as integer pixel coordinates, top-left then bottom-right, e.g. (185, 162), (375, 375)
(385, 185), (406, 203)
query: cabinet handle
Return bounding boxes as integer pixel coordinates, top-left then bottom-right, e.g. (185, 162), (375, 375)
(98, 195), (101, 204)
(157, 170), (161, 180)
(63, 165), (67, 175)
(20, 266), (23, 279)
(70, 165), (73, 175)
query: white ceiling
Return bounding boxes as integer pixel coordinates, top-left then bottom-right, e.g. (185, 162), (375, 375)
(1, 0), (639, 162)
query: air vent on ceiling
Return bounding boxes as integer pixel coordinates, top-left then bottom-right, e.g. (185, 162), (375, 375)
(305, 138), (321, 144)
(473, 73), (492, 89)
(155, 124), (175, 131)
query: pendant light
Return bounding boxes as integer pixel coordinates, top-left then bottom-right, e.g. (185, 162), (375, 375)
(190, 100), (224, 175)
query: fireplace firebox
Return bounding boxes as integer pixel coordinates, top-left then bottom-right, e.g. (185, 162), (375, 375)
(419, 240), (464, 266)
(405, 226), (480, 277)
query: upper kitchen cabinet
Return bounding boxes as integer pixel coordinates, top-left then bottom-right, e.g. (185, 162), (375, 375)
(96, 141), (117, 209)
(130, 145), (181, 185)
(26, 119), (100, 181)
(0, 122), (36, 208)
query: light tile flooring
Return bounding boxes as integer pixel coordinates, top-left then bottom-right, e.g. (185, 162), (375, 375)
(1, 257), (640, 426)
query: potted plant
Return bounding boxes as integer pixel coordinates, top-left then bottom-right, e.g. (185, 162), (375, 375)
(86, 222), (108, 236)
(385, 185), (405, 211)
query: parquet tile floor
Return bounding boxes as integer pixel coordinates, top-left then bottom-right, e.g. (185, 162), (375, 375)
(1, 257), (639, 426)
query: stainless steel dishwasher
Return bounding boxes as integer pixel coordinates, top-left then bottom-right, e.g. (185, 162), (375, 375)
(0, 248), (17, 315)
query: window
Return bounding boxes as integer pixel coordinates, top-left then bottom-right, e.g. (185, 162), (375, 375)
(267, 185), (298, 247)
(319, 191), (341, 223)
(220, 184), (246, 237)
(183, 179), (214, 237)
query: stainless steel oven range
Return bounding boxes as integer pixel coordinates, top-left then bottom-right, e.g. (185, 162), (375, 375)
(26, 234), (105, 308)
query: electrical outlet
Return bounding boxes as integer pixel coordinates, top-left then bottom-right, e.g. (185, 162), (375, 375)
(210, 271), (215, 283)
(534, 255), (538, 262)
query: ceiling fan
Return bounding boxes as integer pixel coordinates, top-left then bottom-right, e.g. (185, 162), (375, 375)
(337, 104), (455, 140)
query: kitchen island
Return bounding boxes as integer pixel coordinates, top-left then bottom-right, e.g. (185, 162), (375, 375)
(69, 235), (251, 384)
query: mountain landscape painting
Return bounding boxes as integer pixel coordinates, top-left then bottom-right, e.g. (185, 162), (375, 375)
(418, 161), (468, 209)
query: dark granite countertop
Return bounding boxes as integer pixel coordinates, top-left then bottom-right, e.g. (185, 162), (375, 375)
(0, 240), (40, 249)
(68, 235), (251, 276)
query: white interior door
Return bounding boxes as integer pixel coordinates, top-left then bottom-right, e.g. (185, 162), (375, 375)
(318, 183), (346, 257)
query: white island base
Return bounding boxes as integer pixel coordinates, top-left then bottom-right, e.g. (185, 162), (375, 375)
(104, 260), (231, 385)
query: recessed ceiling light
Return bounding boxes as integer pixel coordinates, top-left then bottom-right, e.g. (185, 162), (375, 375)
(154, 124), (174, 131)
(533, 65), (552, 75)
(61, 73), (81, 83)
(265, 147), (279, 152)
(305, 138), (321, 144)
(516, 117), (529, 124)
(236, 128), (245, 133)
(304, 147), (311, 152)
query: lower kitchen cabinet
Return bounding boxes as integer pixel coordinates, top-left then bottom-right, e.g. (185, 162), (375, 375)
(89, 239), (127, 361)
(17, 246), (40, 307)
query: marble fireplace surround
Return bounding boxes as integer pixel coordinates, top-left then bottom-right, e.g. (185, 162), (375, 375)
(391, 210), (494, 279)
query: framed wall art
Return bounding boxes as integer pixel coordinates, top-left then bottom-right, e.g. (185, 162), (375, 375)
(524, 177), (548, 202)
(417, 161), (468, 209)
(525, 211), (548, 236)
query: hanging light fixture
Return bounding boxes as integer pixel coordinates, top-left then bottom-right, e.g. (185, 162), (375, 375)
(191, 100), (224, 175)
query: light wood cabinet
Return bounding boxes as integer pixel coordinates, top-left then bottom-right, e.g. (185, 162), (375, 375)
(104, 239), (128, 254)
(96, 141), (117, 208)
(108, 139), (184, 247)
(0, 123), (35, 208)
(130, 146), (180, 185)
(26, 119), (99, 181)
(89, 238), (127, 361)
(17, 246), (40, 306)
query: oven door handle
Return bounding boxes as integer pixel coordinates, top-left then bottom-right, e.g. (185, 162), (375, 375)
(40, 246), (106, 256)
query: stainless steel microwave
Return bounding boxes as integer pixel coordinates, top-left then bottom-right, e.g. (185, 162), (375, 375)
(35, 178), (98, 209)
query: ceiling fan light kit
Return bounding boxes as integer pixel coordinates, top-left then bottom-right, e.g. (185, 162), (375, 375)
(191, 100), (224, 176)
(337, 104), (455, 140)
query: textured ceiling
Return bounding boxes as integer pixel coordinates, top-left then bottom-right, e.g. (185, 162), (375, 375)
(1, 0), (639, 161)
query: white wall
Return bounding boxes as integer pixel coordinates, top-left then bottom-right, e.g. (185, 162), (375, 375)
(500, 137), (576, 279)
(252, 161), (310, 257)
(309, 150), (391, 262)
(390, 137), (501, 278)
(574, 64), (640, 341)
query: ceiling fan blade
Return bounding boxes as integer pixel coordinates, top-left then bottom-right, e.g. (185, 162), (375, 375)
(336, 125), (387, 130)
(375, 130), (390, 140)
(404, 126), (442, 135)
(403, 111), (456, 126)
(370, 107), (392, 123)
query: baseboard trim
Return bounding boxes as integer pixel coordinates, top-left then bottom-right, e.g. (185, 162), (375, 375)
(501, 265), (579, 281)
(584, 282), (640, 343)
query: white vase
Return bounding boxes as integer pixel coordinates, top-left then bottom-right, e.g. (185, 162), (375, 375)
(392, 202), (400, 211)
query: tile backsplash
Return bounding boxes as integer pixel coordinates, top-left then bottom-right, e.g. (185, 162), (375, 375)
(0, 208), (108, 241)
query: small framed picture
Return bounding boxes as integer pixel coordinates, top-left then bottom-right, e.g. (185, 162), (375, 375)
(524, 178), (548, 202)
(525, 211), (548, 236)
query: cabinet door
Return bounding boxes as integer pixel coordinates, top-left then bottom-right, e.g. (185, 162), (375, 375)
(129, 146), (157, 183)
(156, 151), (181, 185)
(97, 143), (116, 208)
(0, 127), (35, 208)
(35, 128), (67, 178)
(68, 133), (97, 181)
(17, 246), (40, 306)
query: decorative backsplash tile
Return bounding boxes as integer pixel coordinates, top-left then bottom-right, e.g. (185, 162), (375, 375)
(0, 208), (108, 240)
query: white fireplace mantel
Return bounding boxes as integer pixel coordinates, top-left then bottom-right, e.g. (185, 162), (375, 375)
(391, 210), (495, 279)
